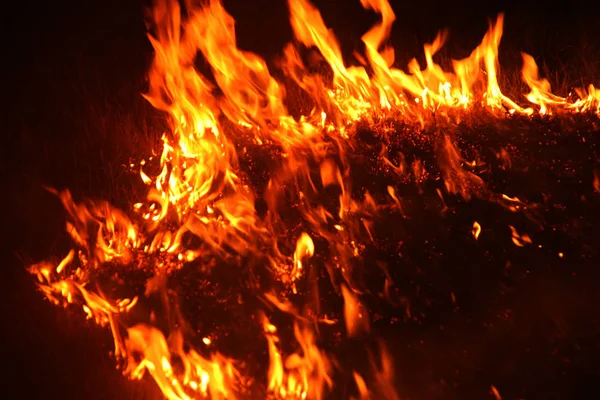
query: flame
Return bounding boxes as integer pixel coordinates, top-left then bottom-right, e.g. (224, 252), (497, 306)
(27, 0), (600, 398)
(341, 284), (370, 337)
(509, 225), (532, 247)
(352, 342), (400, 400)
(261, 314), (332, 399)
(491, 385), (502, 400)
(124, 325), (238, 400)
(293, 233), (315, 283)
(472, 221), (482, 240)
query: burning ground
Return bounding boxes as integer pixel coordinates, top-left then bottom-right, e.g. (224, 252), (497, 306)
(5, 0), (600, 399)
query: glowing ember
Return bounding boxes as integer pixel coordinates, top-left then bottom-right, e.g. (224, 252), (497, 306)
(26, 0), (600, 398)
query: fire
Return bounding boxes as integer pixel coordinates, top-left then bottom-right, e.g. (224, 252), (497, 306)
(341, 284), (370, 338)
(293, 233), (315, 284)
(123, 326), (238, 400)
(472, 221), (482, 240)
(509, 225), (532, 247)
(261, 314), (333, 399)
(27, 0), (600, 398)
(491, 385), (503, 400)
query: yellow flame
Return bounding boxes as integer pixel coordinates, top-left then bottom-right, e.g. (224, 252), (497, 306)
(472, 221), (482, 240)
(261, 314), (333, 399)
(27, 0), (600, 398)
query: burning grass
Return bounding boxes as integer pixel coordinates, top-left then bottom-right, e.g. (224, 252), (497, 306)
(18, 0), (600, 399)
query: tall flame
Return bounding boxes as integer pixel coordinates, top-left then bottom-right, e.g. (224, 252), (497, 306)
(28, 0), (600, 398)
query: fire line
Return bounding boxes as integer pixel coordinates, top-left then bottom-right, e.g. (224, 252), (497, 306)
(27, 0), (600, 398)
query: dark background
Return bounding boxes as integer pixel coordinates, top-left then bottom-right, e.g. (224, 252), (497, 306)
(4, 0), (600, 399)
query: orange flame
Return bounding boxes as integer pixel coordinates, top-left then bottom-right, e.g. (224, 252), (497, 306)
(341, 284), (370, 337)
(27, 0), (600, 398)
(472, 221), (482, 240)
(261, 314), (333, 399)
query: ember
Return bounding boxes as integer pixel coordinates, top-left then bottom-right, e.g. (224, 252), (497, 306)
(11, 0), (600, 398)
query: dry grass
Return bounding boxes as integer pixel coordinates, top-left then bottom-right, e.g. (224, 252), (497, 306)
(14, 59), (164, 209)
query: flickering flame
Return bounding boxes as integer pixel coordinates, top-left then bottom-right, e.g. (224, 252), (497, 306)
(352, 342), (400, 400)
(509, 225), (532, 247)
(261, 314), (333, 399)
(341, 284), (370, 337)
(472, 221), (482, 240)
(27, 0), (600, 398)
(491, 385), (502, 400)
(293, 233), (315, 282)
